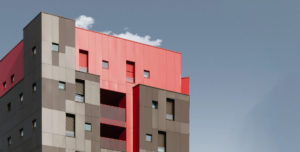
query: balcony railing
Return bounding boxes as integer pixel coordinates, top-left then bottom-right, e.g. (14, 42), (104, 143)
(75, 94), (84, 103)
(100, 104), (126, 127)
(100, 137), (126, 151)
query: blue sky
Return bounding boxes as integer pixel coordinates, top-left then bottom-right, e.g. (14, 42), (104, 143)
(1, 0), (300, 151)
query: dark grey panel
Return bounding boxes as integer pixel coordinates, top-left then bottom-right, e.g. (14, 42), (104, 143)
(75, 71), (100, 82)
(59, 17), (75, 53)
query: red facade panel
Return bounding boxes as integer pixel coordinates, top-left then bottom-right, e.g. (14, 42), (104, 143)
(181, 77), (190, 95)
(0, 40), (24, 97)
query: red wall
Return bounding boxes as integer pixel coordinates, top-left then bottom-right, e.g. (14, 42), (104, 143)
(75, 27), (186, 152)
(0, 41), (24, 97)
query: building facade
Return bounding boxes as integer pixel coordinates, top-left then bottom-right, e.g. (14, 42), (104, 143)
(0, 12), (190, 152)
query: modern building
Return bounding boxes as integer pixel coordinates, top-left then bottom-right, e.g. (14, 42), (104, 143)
(0, 12), (190, 152)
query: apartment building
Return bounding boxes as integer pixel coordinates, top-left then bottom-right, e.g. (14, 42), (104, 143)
(0, 12), (190, 152)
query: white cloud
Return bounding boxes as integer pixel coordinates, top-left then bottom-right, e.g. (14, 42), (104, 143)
(102, 31), (112, 35)
(75, 15), (95, 29)
(112, 32), (162, 47)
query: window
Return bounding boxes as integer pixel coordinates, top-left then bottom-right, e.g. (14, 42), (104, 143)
(85, 123), (92, 131)
(11, 74), (15, 83)
(152, 101), (158, 109)
(145, 134), (152, 142)
(144, 70), (150, 78)
(66, 114), (75, 137)
(32, 83), (37, 93)
(102, 60), (109, 69)
(58, 81), (66, 90)
(158, 131), (166, 152)
(7, 136), (12, 146)
(52, 43), (59, 52)
(32, 46), (37, 56)
(7, 103), (11, 112)
(19, 93), (24, 103)
(2, 81), (6, 90)
(32, 119), (37, 128)
(19, 128), (24, 137)
(79, 50), (88, 72)
(126, 61), (135, 83)
(75, 79), (85, 102)
(166, 98), (175, 120)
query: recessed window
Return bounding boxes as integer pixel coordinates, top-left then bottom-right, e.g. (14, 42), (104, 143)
(58, 81), (66, 90)
(2, 81), (6, 90)
(166, 98), (175, 121)
(32, 46), (37, 56)
(32, 83), (37, 93)
(85, 123), (92, 131)
(7, 103), (11, 112)
(102, 60), (109, 69)
(19, 128), (24, 137)
(145, 134), (152, 142)
(158, 131), (166, 152)
(11, 74), (15, 83)
(79, 50), (88, 72)
(32, 119), (37, 128)
(75, 79), (85, 102)
(52, 43), (59, 52)
(126, 61), (135, 83)
(152, 101), (158, 109)
(66, 113), (75, 137)
(19, 93), (24, 103)
(7, 136), (12, 146)
(144, 70), (150, 78)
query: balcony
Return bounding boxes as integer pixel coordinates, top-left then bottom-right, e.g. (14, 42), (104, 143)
(100, 137), (126, 151)
(101, 104), (126, 127)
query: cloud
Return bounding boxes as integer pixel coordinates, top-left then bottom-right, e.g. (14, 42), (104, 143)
(112, 32), (162, 46)
(75, 15), (95, 29)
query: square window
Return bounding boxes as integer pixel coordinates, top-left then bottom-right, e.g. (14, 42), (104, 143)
(52, 43), (59, 52)
(145, 134), (152, 142)
(19, 93), (24, 103)
(32, 119), (37, 128)
(7, 103), (11, 112)
(32, 83), (37, 93)
(152, 101), (158, 109)
(7, 136), (12, 145)
(19, 128), (24, 137)
(58, 81), (66, 90)
(85, 123), (92, 131)
(2, 81), (6, 90)
(11, 74), (15, 83)
(32, 46), (37, 56)
(102, 60), (109, 69)
(144, 70), (150, 78)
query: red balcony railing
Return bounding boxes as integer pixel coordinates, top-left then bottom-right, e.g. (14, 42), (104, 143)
(100, 104), (126, 127)
(100, 137), (126, 151)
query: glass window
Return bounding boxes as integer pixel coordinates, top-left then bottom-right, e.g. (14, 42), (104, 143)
(166, 98), (175, 120)
(2, 81), (6, 90)
(32, 46), (37, 56)
(7, 136), (12, 145)
(144, 70), (150, 78)
(75, 79), (85, 102)
(158, 131), (166, 152)
(145, 134), (152, 142)
(66, 114), (75, 137)
(19, 128), (24, 137)
(152, 101), (158, 109)
(79, 50), (88, 72)
(126, 61), (135, 83)
(85, 123), (92, 131)
(58, 81), (66, 90)
(102, 60), (109, 69)
(32, 83), (37, 93)
(19, 93), (23, 103)
(7, 103), (11, 112)
(32, 119), (37, 128)
(52, 43), (59, 52)
(11, 74), (15, 83)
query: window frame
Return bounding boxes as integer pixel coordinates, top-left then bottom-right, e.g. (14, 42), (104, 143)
(102, 60), (109, 69)
(144, 70), (150, 78)
(152, 101), (158, 109)
(58, 81), (66, 90)
(19, 128), (24, 137)
(145, 134), (152, 142)
(32, 119), (37, 129)
(11, 74), (15, 83)
(85, 123), (92, 132)
(32, 46), (37, 56)
(32, 83), (37, 93)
